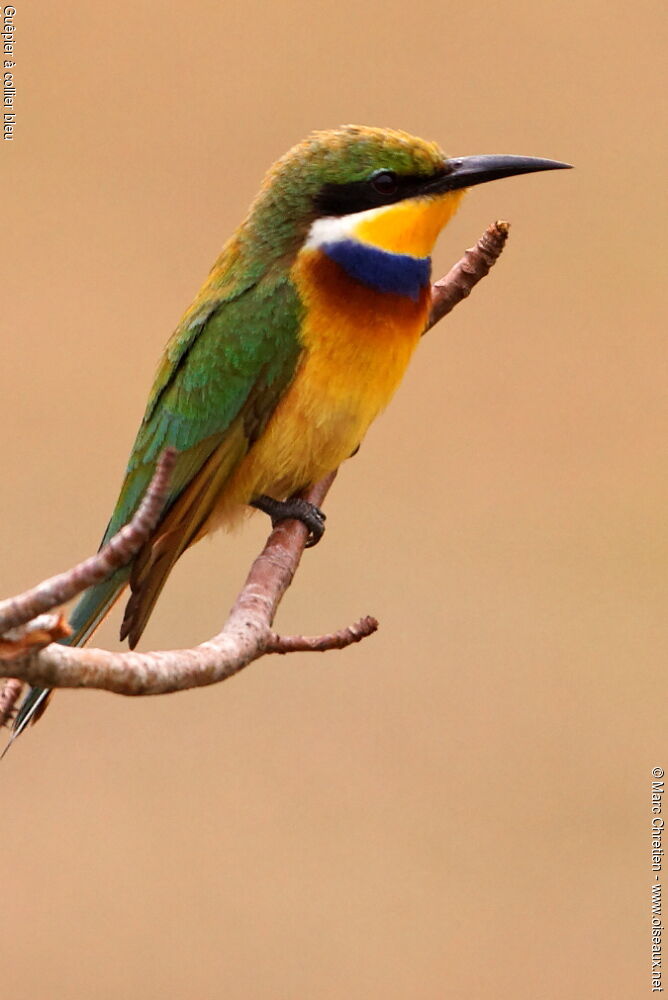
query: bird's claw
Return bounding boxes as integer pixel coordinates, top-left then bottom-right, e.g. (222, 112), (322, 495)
(288, 499), (326, 547)
(250, 495), (327, 547)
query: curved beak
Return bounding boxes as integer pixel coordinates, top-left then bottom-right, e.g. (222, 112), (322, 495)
(429, 154), (572, 193)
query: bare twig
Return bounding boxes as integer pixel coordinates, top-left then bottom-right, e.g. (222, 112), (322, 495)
(0, 448), (176, 635)
(0, 679), (23, 728)
(267, 615), (379, 653)
(0, 615), (72, 727)
(0, 223), (509, 708)
(0, 614), (71, 661)
(426, 220), (509, 330)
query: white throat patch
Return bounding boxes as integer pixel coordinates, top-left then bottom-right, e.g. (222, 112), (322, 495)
(304, 204), (391, 251)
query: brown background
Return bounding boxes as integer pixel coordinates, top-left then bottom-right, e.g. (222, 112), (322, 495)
(2, 1), (666, 997)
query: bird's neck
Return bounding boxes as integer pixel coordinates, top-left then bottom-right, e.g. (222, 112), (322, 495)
(300, 191), (464, 301)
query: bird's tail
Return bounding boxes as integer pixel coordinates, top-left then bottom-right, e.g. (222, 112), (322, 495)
(4, 569), (129, 752)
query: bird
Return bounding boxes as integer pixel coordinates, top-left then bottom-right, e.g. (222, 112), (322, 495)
(10, 124), (570, 744)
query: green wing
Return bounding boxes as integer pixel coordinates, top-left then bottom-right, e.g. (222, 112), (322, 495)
(12, 243), (305, 737)
(68, 267), (304, 647)
(112, 271), (303, 535)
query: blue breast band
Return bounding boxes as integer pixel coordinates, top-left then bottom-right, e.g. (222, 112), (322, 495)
(322, 240), (431, 301)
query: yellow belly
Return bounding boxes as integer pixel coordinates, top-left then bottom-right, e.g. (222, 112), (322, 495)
(212, 249), (431, 527)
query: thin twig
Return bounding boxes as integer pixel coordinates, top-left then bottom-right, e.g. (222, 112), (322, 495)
(0, 679), (23, 728)
(0, 614), (71, 661)
(0, 448), (176, 634)
(426, 220), (509, 330)
(267, 615), (379, 653)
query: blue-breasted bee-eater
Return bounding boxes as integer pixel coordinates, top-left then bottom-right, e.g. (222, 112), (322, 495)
(12, 125), (569, 741)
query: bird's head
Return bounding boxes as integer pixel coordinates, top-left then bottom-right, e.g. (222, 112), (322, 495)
(242, 125), (570, 263)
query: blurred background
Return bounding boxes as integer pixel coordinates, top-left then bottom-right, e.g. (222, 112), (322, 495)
(2, 1), (666, 997)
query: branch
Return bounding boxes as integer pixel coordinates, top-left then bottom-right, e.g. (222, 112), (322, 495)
(0, 449), (176, 727)
(426, 220), (509, 330)
(1, 473), (345, 697)
(267, 615), (379, 653)
(0, 679), (23, 728)
(0, 447), (177, 634)
(0, 222), (509, 714)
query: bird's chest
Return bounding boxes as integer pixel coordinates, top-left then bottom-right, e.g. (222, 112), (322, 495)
(271, 247), (431, 480)
(232, 247), (431, 501)
(296, 243), (430, 398)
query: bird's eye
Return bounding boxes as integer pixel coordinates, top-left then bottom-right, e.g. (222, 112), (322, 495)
(370, 170), (398, 196)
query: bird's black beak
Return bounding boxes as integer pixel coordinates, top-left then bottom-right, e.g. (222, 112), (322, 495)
(428, 154), (572, 193)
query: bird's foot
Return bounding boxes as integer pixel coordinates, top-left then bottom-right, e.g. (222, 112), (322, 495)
(250, 494), (327, 547)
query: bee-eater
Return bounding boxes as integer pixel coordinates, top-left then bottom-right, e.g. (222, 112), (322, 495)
(12, 125), (569, 741)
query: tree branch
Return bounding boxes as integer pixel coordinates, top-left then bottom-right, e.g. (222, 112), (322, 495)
(0, 447), (177, 634)
(0, 679), (23, 728)
(0, 222), (509, 722)
(426, 220), (509, 330)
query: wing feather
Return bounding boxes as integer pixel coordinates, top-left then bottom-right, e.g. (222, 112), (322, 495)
(83, 274), (304, 646)
(14, 240), (305, 734)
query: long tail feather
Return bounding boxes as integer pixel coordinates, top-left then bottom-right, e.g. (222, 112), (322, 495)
(2, 687), (51, 755)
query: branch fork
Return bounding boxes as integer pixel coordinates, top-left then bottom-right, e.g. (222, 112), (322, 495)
(0, 222), (510, 731)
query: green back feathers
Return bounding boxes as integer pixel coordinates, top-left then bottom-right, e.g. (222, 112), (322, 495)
(105, 274), (304, 544)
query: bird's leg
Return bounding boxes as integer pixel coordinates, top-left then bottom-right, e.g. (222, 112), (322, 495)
(250, 494), (327, 548)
